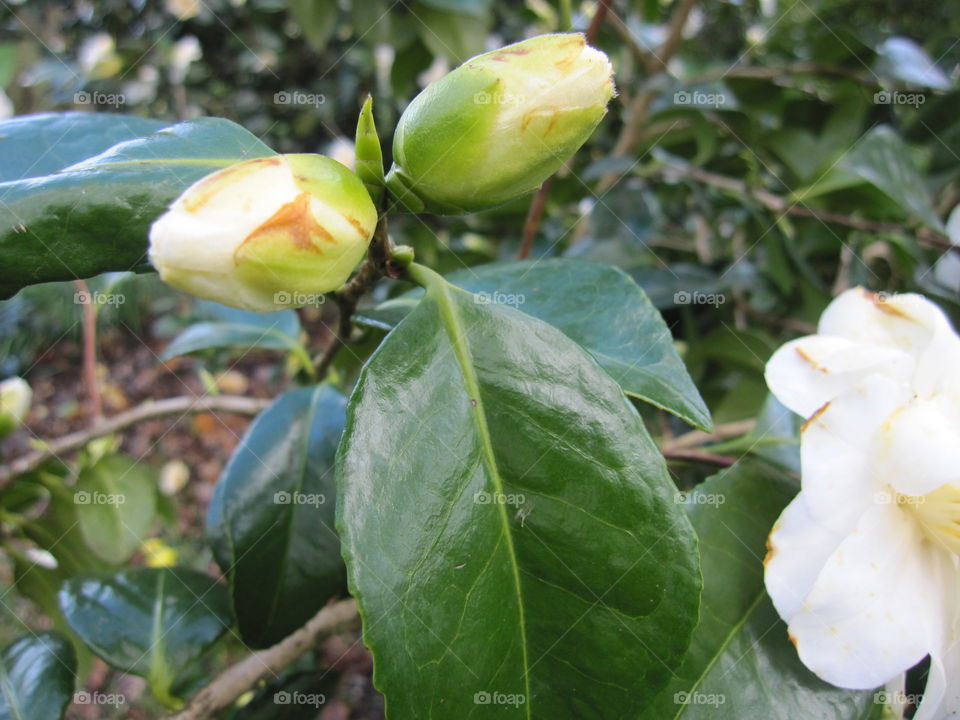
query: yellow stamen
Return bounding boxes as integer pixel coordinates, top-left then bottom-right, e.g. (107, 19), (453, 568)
(904, 484), (960, 555)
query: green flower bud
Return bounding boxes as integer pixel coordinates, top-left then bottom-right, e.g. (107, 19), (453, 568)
(149, 154), (377, 312)
(386, 33), (614, 214)
(0, 377), (32, 438)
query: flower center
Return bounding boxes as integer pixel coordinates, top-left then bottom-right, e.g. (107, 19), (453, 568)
(903, 483), (960, 555)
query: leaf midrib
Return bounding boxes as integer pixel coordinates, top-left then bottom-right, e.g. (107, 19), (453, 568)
(431, 280), (532, 718)
(0, 649), (26, 720)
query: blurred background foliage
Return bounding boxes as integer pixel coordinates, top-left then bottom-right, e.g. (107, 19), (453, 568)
(1, 0), (958, 428)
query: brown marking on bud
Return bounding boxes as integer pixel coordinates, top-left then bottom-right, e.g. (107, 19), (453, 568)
(520, 107), (560, 134)
(344, 215), (370, 237)
(801, 401), (831, 434)
(795, 346), (828, 373)
(489, 48), (532, 62)
(788, 633), (799, 648)
(863, 288), (914, 320)
(238, 193), (333, 260)
(183, 157), (284, 213)
(763, 532), (777, 569)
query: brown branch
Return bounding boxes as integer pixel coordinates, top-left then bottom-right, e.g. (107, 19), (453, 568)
(0, 395), (271, 488)
(651, 0), (698, 73)
(166, 599), (359, 720)
(662, 449), (737, 467)
(314, 215), (394, 377)
(661, 419), (756, 452)
(74, 280), (102, 422)
(686, 62), (877, 87)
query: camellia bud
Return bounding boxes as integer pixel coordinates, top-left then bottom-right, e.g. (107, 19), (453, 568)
(386, 33), (615, 214)
(149, 154), (377, 312)
(0, 377), (32, 438)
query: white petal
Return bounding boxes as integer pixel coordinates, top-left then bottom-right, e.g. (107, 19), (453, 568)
(820, 288), (960, 395)
(878, 395), (960, 496)
(799, 374), (910, 531)
(786, 502), (945, 689)
(913, 553), (960, 720)
(765, 335), (913, 418)
(765, 494), (848, 621)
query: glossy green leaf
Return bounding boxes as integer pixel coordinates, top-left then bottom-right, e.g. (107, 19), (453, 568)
(58, 567), (231, 706)
(641, 462), (878, 719)
(73, 453), (157, 565)
(0, 632), (76, 720)
(338, 264), (701, 720)
(207, 384), (347, 648)
(287, 0), (339, 52)
(357, 259), (712, 430)
(0, 114), (275, 298)
(875, 37), (950, 89)
(355, 95), (385, 205)
(413, 3), (489, 64)
(0, 112), (167, 183)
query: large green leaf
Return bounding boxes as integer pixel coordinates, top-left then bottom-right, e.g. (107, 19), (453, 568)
(58, 567), (231, 705)
(0, 114), (275, 298)
(0, 112), (167, 183)
(73, 453), (157, 565)
(641, 462), (879, 719)
(0, 632), (76, 720)
(338, 264), (701, 720)
(207, 384), (347, 648)
(357, 259), (712, 430)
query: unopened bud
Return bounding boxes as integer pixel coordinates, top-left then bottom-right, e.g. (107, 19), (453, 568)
(0, 377), (31, 438)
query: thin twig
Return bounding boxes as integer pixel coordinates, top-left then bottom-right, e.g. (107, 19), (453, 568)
(314, 215), (393, 376)
(662, 449), (737, 466)
(0, 395), (271, 488)
(165, 599), (359, 720)
(74, 280), (102, 422)
(661, 419), (756, 452)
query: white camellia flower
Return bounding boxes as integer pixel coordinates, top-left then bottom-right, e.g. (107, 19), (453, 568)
(149, 154), (377, 312)
(0, 376), (32, 438)
(764, 287), (960, 719)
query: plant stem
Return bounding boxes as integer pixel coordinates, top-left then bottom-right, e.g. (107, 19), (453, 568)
(0, 395), (270, 488)
(165, 599), (359, 720)
(75, 280), (103, 422)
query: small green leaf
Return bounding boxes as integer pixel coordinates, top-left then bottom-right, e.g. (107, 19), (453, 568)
(355, 95), (385, 205)
(287, 0), (339, 52)
(73, 453), (156, 565)
(357, 259), (712, 430)
(58, 567), (231, 707)
(875, 37), (950, 89)
(641, 462), (878, 719)
(0, 114), (275, 298)
(207, 384), (347, 648)
(0, 632), (76, 720)
(338, 263), (701, 719)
